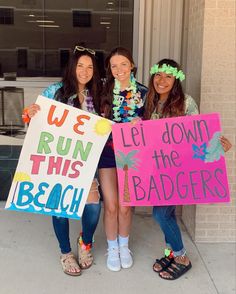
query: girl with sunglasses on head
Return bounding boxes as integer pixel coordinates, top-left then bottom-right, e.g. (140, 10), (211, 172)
(143, 58), (232, 280)
(98, 47), (148, 271)
(24, 46), (102, 276)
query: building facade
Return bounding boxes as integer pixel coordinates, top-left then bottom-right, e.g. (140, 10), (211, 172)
(0, 0), (235, 242)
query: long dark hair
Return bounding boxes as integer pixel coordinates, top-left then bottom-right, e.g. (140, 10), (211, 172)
(101, 47), (135, 118)
(55, 50), (101, 114)
(143, 59), (185, 120)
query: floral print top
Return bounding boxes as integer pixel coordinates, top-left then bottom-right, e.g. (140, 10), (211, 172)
(42, 82), (96, 114)
(151, 94), (199, 120)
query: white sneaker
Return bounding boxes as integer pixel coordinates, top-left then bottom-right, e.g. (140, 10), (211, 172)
(106, 247), (121, 271)
(119, 245), (133, 269)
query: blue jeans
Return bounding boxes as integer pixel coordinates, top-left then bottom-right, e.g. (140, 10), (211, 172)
(152, 205), (186, 257)
(52, 202), (101, 254)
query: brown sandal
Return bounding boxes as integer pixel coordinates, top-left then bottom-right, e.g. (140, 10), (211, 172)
(77, 235), (93, 269)
(60, 252), (81, 276)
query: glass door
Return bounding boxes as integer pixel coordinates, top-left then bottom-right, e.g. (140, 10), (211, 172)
(0, 0), (134, 78)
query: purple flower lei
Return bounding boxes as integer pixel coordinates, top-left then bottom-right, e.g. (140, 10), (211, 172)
(85, 95), (95, 113)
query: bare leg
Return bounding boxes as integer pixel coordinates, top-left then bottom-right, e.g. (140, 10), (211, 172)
(118, 204), (133, 269)
(118, 204), (132, 237)
(86, 179), (100, 204)
(99, 168), (119, 240)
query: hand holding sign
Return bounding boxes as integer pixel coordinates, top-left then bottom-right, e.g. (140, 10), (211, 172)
(6, 96), (113, 219)
(112, 113), (230, 206)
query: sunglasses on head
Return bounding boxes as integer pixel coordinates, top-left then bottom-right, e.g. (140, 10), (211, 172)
(73, 45), (96, 55)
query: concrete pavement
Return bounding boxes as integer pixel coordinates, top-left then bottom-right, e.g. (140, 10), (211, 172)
(0, 202), (235, 294)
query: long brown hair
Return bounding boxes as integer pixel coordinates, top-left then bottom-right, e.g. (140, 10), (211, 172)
(100, 47), (135, 118)
(143, 59), (185, 120)
(55, 50), (102, 114)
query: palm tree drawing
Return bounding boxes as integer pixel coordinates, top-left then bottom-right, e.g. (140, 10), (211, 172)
(115, 150), (139, 202)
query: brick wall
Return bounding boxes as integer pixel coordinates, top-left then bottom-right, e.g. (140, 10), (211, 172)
(182, 0), (236, 242)
(196, 0), (236, 242)
(181, 0), (205, 240)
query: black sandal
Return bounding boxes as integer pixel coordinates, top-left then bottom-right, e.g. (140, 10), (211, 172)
(153, 255), (174, 273)
(159, 260), (192, 280)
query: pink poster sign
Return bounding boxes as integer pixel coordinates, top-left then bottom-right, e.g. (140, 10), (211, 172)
(112, 113), (230, 206)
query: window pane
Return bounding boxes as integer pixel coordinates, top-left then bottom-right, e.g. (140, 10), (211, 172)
(0, 0), (134, 78)
(0, 8), (14, 25)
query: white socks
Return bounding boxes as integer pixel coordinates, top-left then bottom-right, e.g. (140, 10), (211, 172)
(106, 236), (133, 271)
(107, 238), (120, 271)
(118, 235), (129, 247)
(118, 235), (133, 269)
(107, 238), (119, 249)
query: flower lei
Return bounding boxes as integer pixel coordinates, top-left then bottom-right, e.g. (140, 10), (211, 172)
(164, 248), (174, 258)
(112, 73), (141, 122)
(68, 89), (96, 113)
(85, 95), (95, 113)
(150, 63), (185, 81)
(78, 233), (92, 250)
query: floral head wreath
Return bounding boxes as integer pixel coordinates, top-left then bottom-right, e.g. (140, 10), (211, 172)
(150, 63), (185, 81)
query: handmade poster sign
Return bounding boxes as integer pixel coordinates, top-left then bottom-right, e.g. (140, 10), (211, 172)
(112, 113), (230, 206)
(5, 95), (113, 219)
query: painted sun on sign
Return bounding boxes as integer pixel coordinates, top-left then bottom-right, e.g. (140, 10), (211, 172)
(5, 96), (114, 220)
(94, 119), (112, 136)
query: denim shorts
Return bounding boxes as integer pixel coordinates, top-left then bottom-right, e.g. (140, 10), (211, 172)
(98, 139), (116, 168)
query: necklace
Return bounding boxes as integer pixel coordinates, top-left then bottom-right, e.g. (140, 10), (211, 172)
(78, 89), (88, 97)
(157, 100), (166, 110)
(152, 99), (166, 119)
(112, 75), (143, 122)
(78, 89), (88, 104)
(67, 89), (96, 113)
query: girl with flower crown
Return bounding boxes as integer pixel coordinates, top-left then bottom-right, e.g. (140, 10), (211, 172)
(23, 47), (102, 276)
(98, 47), (147, 271)
(143, 58), (232, 280)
